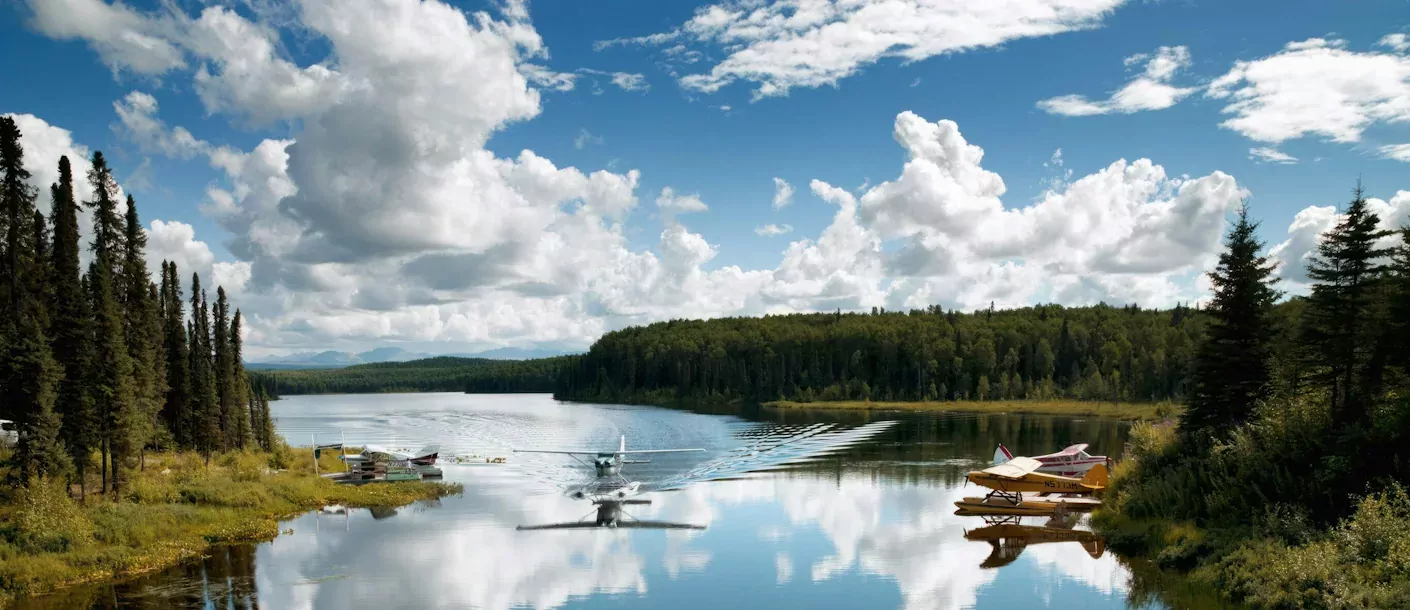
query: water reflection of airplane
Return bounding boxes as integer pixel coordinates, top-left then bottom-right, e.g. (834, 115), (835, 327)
(513, 435), (704, 502)
(516, 499), (707, 531)
(964, 516), (1106, 568)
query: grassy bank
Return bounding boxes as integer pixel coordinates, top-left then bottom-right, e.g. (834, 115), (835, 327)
(0, 447), (461, 605)
(762, 398), (1181, 421)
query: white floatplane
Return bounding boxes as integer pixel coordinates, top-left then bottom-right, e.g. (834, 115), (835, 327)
(513, 435), (704, 502)
(341, 444), (444, 477)
(994, 443), (1110, 477)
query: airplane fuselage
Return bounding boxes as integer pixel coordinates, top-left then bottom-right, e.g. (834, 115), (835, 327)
(594, 454), (622, 478)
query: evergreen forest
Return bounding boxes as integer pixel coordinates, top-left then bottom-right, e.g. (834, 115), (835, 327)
(554, 301), (1221, 405)
(0, 116), (272, 496)
(251, 356), (569, 396)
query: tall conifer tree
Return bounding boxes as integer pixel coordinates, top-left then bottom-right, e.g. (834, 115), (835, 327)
(1388, 226), (1410, 377)
(85, 152), (137, 494)
(161, 262), (192, 447)
(213, 287), (235, 448)
(0, 117), (71, 482)
(190, 274), (221, 458)
(49, 156), (95, 492)
(121, 197), (165, 463)
(230, 309), (252, 449)
(1182, 204), (1280, 437)
(1300, 185), (1393, 426)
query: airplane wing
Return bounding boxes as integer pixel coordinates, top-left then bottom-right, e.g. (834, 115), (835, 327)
(613, 449), (706, 455)
(516, 523), (604, 531)
(516, 521), (705, 531)
(981, 457), (1043, 479)
(512, 449), (603, 456)
(611, 521), (706, 530)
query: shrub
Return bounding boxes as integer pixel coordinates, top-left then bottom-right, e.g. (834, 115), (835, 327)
(9, 479), (93, 553)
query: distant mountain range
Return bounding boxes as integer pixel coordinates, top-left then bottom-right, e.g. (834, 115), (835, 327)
(245, 346), (577, 370)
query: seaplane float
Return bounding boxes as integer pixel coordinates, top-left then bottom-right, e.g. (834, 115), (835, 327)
(954, 453), (1109, 517)
(512, 435), (708, 531)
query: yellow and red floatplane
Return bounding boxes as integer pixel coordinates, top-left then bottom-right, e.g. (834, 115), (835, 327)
(953, 456), (1108, 517)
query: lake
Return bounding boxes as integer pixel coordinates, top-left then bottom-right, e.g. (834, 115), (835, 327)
(25, 393), (1225, 609)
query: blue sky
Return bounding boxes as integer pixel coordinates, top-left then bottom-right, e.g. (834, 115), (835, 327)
(2, 0), (1408, 356)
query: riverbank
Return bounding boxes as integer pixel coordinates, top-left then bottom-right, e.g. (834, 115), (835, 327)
(0, 447), (461, 605)
(762, 398), (1180, 421)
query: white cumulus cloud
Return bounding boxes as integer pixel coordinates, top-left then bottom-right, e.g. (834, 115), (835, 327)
(755, 224), (793, 236)
(599, 0), (1127, 101)
(1038, 46), (1196, 116)
(1206, 36), (1410, 144)
(47, 0), (1398, 358)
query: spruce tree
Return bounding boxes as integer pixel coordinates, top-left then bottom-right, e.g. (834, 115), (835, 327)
(0, 117), (71, 482)
(213, 287), (235, 448)
(256, 384), (275, 450)
(1388, 226), (1410, 377)
(121, 197), (165, 463)
(161, 262), (192, 447)
(190, 274), (221, 459)
(1300, 184), (1393, 426)
(85, 152), (125, 278)
(29, 209), (51, 331)
(85, 152), (137, 494)
(1182, 204), (1280, 437)
(230, 309), (253, 449)
(48, 155), (96, 492)
(1, 116), (30, 324)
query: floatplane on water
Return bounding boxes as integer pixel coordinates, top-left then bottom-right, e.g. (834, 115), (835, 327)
(513, 435), (707, 531)
(513, 435), (705, 503)
(955, 455), (1109, 517)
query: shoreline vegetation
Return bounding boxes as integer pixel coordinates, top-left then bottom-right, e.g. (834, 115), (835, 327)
(1090, 198), (1410, 608)
(0, 446), (460, 605)
(762, 398), (1179, 421)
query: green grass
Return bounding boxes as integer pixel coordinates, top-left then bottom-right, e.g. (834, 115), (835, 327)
(0, 447), (460, 605)
(762, 398), (1182, 421)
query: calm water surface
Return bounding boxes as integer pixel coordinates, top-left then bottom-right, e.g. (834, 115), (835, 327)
(28, 393), (1225, 609)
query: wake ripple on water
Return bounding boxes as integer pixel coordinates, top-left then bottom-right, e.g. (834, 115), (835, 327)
(509, 420), (899, 496)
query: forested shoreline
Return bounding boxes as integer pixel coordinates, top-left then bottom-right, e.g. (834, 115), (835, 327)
(0, 116), (273, 496)
(250, 356), (569, 396)
(554, 302), (1225, 406)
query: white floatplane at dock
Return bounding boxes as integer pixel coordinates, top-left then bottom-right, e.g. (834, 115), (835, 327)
(994, 443), (1110, 477)
(342, 444), (444, 478)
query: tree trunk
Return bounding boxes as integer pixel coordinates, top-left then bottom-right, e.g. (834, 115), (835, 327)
(101, 439), (109, 494)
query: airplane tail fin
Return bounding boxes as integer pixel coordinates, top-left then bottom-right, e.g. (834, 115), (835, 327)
(1081, 463), (1109, 490)
(620, 435), (626, 454)
(993, 444), (1014, 465)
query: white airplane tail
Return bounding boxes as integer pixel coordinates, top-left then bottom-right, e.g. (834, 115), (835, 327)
(993, 444), (1014, 465)
(619, 435), (626, 454)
